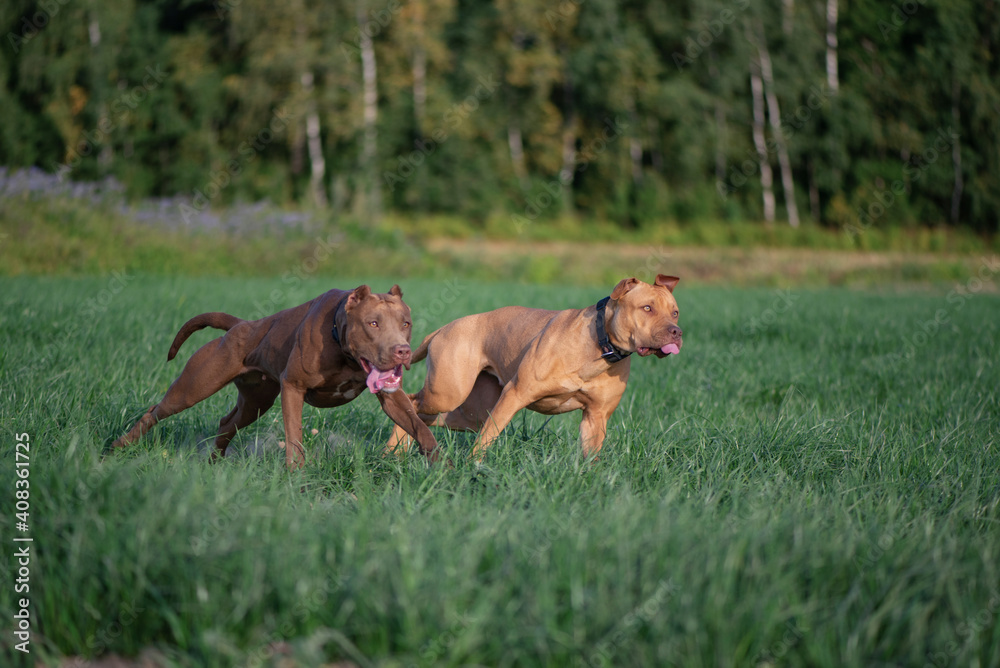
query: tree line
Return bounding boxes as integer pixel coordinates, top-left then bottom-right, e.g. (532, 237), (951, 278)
(1, 0), (997, 235)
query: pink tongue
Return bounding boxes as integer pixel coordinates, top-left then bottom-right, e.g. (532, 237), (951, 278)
(366, 366), (401, 393)
(661, 343), (680, 355)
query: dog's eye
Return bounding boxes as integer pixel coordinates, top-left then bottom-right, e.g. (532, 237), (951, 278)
(643, 305), (652, 312)
(369, 321), (378, 328)
(402, 321), (410, 328)
(672, 310), (679, 318)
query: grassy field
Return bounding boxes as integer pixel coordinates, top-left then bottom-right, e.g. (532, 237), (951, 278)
(1, 273), (999, 667)
(2, 192), (996, 288)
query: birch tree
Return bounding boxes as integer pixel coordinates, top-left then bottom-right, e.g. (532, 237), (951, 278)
(749, 20), (800, 227)
(826, 0), (839, 94)
(746, 25), (775, 223)
(356, 0), (381, 219)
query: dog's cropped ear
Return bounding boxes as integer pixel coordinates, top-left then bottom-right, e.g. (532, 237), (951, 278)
(346, 285), (372, 310)
(611, 277), (640, 300)
(655, 275), (680, 293)
(389, 284), (403, 299)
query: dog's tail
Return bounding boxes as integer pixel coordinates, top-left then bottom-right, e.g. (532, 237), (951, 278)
(167, 312), (243, 361)
(410, 329), (442, 365)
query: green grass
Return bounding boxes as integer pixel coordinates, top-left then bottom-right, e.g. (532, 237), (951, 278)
(2, 196), (996, 285)
(1, 275), (999, 667)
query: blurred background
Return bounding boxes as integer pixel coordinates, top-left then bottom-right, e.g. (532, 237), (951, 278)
(1, 0), (997, 282)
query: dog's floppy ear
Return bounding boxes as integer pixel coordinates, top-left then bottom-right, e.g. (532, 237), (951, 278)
(610, 277), (640, 300)
(345, 285), (372, 310)
(655, 275), (680, 293)
(389, 284), (403, 298)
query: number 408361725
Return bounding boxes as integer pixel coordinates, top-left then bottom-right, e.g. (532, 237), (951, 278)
(15, 433), (30, 531)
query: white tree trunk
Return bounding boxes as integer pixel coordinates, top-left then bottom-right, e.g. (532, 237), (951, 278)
(412, 46), (427, 134)
(629, 134), (642, 185)
(951, 78), (963, 224)
(755, 23), (800, 227)
(560, 121), (576, 207)
(88, 17), (101, 46)
(808, 158), (820, 222)
(358, 0), (381, 217)
(89, 16), (113, 170)
(826, 0), (839, 94)
(507, 122), (529, 191)
(709, 53), (726, 184)
(300, 71), (328, 208)
(749, 65), (774, 223)
(746, 24), (774, 223)
(411, 43), (428, 209)
(714, 101), (727, 183)
(558, 76), (576, 208)
(782, 0), (794, 35)
(625, 85), (642, 184)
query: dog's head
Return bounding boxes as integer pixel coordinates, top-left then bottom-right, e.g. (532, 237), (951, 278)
(605, 274), (683, 358)
(343, 284), (413, 393)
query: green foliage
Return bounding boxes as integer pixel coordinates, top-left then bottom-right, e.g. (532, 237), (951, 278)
(1, 276), (999, 666)
(1, 1), (998, 233)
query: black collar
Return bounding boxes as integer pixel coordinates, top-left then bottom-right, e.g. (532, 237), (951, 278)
(595, 296), (631, 363)
(331, 298), (351, 358)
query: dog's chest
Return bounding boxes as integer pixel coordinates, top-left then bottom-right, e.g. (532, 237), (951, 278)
(304, 374), (365, 407)
(527, 392), (586, 414)
(525, 365), (627, 415)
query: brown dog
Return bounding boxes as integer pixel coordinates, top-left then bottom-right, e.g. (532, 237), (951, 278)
(113, 285), (438, 468)
(386, 275), (682, 460)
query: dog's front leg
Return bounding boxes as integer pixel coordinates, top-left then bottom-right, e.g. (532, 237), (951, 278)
(579, 407), (611, 459)
(377, 391), (440, 463)
(280, 380), (308, 470)
(470, 382), (534, 461)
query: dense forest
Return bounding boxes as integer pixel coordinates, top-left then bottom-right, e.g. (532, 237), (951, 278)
(2, 0), (998, 234)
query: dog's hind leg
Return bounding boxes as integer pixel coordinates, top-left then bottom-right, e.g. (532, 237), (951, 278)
(422, 371), (504, 433)
(213, 374), (280, 460)
(113, 332), (250, 449)
(383, 345), (487, 457)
